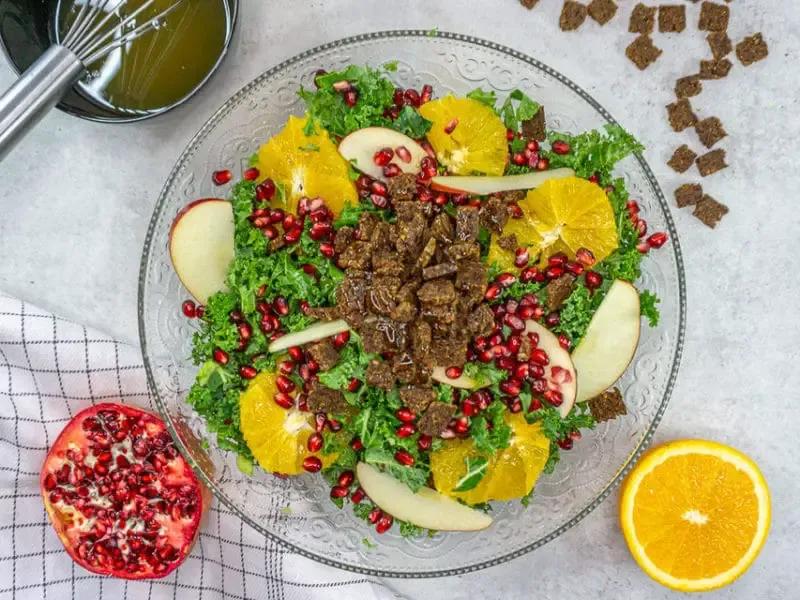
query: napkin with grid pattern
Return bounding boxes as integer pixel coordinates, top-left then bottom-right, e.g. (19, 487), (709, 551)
(0, 293), (399, 600)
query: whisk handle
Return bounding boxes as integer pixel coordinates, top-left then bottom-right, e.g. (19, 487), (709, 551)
(0, 45), (84, 162)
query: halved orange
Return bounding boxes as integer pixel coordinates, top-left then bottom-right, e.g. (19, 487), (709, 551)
(419, 96), (508, 176)
(620, 440), (771, 592)
(239, 371), (337, 475)
(255, 115), (357, 215)
(488, 176), (618, 268)
(430, 413), (549, 505)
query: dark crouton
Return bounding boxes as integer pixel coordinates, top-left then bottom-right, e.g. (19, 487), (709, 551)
(372, 248), (405, 277)
(409, 319), (432, 363)
(455, 260), (487, 305)
(387, 173), (418, 202)
(629, 3), (656, 34)
(333, 226), (355, 254)
(546, 274), (576, 311)
(695, 117), (727, 148)
(560, 1), (588, 31)
(445, 241), (481, 262)
(587, 0), (617, 25)
(430, 337), (468, 369)
(658, 5), (686, 32)
(520, 0), (540, 8)
(666, 98), (697, 132)
(455, 206), (480, 242)
(696, 149), (727, 177)
(306, 340), (340, 372)
(675, 75), (702, 99)
(667, 145), (697, 173)
(430, 212), (455, 244)
(467, 304), (495, 338)
(693, 195), (728, 228)
(418, 402), (457, 436)
(422, 262), (458, 281)
(367, 276), (401, 316)
(337, 241), (373, 270)
(699, 58), (732, 79)
(698, 1), (729, 32)
(365, 359), (395, 390)
(736, 33), (769, 66)
(521, 106), (546, 141)
(588, 388), (627, 422)
(307, 384), (349, 414)
(304, 306), (341, 321)
(417, 279), (456, 306)
(707, 32), (732, 59)
(626, 35), (662, 70)
(415, 237), (437, 270)
(480, 197), (509, 234)
(399, 385), (437, 414)
(498, 234), (518, 252)
(674, 183), (703, 208)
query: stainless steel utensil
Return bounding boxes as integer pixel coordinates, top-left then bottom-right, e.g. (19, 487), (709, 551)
(0, 0), (185, 161)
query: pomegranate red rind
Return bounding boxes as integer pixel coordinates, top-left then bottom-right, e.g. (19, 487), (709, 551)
(40, 403), (205, 580)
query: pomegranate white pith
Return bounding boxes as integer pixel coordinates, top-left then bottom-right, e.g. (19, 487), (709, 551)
(40, 403), (205, 580)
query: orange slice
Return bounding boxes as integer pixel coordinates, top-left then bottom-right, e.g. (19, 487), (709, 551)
(255, 115), (357, 215)
(429, 413), (549, 505)
(239, 371), (337, 475)
(488, 176), (618, 268)
(620, 440), (771, 592)
(419, 97), (508, 176)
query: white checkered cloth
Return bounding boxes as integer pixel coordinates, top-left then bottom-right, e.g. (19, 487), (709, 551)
(0, 294), (399, 600)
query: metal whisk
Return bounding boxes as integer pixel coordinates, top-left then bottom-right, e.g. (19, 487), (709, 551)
(0, 0), (186, 161)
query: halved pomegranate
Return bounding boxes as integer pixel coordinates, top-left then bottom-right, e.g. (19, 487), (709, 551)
(40, 403), (207, 580)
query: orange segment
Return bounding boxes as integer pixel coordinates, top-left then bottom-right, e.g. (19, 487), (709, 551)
(488, 176), (618, 269)
(419, 97), (508, 175)
(255, 115), (357, 215)
(620, 440), (771, 592)
(429, 413), (549, 505)
(239, 371), (337, 475)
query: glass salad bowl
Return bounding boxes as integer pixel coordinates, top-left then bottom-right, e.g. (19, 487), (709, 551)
(138, 30), (686, 577)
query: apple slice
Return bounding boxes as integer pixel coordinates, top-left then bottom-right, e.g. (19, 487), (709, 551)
(430, 167), (574, 195)
(169, 199), (234, 304)
(572, 280), (641, 403)
(356, 463), (492, 532)
(338, 127), (427, 181)
(431, 366), (479, 390)
(524, 320), (577, 418)
(267, 320), (351, 354)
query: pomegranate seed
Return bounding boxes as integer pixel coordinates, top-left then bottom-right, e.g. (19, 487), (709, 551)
(508, 397), (523, 413)
(317, 242), (334, 259)
(551, 365), (573, 384)
(545, 265), (564, 280)
(504, 313), (525, 332)
(212, 348), (229, 365)
(383, 163), (402, 178)
(514, 362), (530, 381)
(536, 157), (550, 170)
(512, 152), (526, 166)
(434, 193), (448, 206)
(370, 193), (388, 208)
(551, 140), (570, 155)
(545, 312), (560, 327)
(496, 356), (515, 371)
(508, 202), (524, 219)
(302, 456), (322, 473)
(452, 417), (470, 434)
(262, 225), (278, 240)
(585, 271), (603, 290)
(445, 366), (463, 379)
(272, 296), (289, 316)
(520, 267), (539, 283)
(530, 348), (549, 366)
(635, 218), (648, 238)
(212, 169), (232, 185)
(506, 335), (522, 354)
(395, 450), (415, 466)
(368, 507), (382, 524)
(420, 156), (438, 179)
(347, 378), (361, 393)
(350, 487), (366, 504)
(343, 90), (358, 107)
(396, 408), (415, 423)
(478, 349), (494, 363)
(376, 514), (393, 534)
(514, 248), (530, 268)
(637, 241), (651, 254)
(484, 284), (501, 301)
(626, 200), (640, 214)
(420, 84), (433, 103)
(403, 89), (420, 107)
(548, 253), (568, 267)
(284, 227), (302, 244)
(588, 173), (600, 184)
(373, 147), (394, 166)
(444, 118), (459, 134)
(350, 437), (364, 451)
(506, 128), (516, 141)
(337, 470), (355, 487)
(648, 232), (668, 248)
(495, 273), (517, 288)
(181, 300), (196, 318)
(396, 423), (416, 438)
(195, 305), (205, 318)
(544, 389), (563, 406)
(330, 485), (349, 499)
(276, 375), (295, 393)
(395, 146), (412, 163)
(557, 437), (573, 450)
(570, 429), (582, 440)
(566, 261), (584, 276)
(531, 378), (547, 393)
(500, 379), (522, 396)
(286, 347), (303, 362)
(307, 433), (323, 452)
(255, 179), (276, 202)
(239, 365), (257, 380)
(558, 334), (572, 350)
(417, 435), (432, 451)
(393, 88), (405, 107)
(243, 167), (260, 181)
(309, 222), (332, 241)
(274, 392), (294, 409)
(461, 397), (479, 417)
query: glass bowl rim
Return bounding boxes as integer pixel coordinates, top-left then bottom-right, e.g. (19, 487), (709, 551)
(137, 29), (687, 578)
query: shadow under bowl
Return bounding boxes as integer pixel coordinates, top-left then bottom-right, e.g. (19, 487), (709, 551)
(0, 0), (238, 123)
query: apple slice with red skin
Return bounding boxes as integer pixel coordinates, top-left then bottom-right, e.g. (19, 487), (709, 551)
(356, 463), (492, 531)
(524, 320), (578, 418)
(169, 198), (234, 304)
(430, 167), (574, 195)
(338, 127), (427, 181)
(572, 280), (641, 403)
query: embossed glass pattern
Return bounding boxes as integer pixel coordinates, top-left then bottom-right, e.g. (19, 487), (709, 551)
(139, 31), (686, 577)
